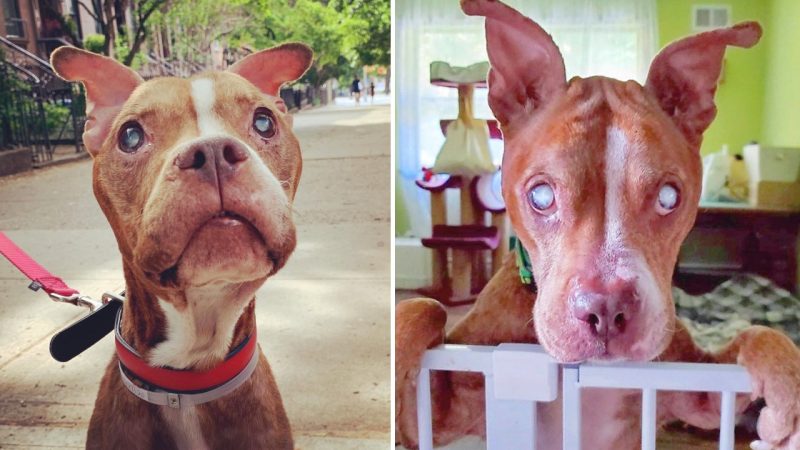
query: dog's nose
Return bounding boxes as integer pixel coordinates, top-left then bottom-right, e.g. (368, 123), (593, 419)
(175, 137), (249, 179)
(570, 282), (637, 337)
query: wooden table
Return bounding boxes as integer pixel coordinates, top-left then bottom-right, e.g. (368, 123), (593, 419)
(674, 202), (800, 294)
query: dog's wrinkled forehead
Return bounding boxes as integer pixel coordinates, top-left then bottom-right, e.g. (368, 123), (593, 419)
(505, 76), (696, 195)
(502, 76), (703, 282)
(112, 73), (276, 146)
(49, 43), (312, 157)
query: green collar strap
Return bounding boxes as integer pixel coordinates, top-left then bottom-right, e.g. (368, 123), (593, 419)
(511, 236), (536, 290)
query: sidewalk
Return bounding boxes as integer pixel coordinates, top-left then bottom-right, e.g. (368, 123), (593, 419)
(333, 93), (391, 107)
(0, 102), (390, 449)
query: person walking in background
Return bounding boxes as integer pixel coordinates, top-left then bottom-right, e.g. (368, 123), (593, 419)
(369, 81), (376, 103)
(351, 76), (362, 105)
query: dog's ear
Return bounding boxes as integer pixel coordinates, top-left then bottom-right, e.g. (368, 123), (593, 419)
(646, 22), (761, 149)
(228, 42), (313, 111)
(50, 46), (143, 156)
(461, 0), (566, 128)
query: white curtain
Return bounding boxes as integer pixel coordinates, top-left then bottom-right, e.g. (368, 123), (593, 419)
(396, 0), (659, 237)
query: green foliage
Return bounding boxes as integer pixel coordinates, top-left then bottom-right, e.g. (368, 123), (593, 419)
(84, 34), (105, 54)
(152, 0), (253, 68)
(63, 16), (79, 40)
(114, 34), (146, 70)
(42, 102), (71, 134)
(332, 0), (390, 67)
(231, 0), (388, 86)
(71, 0), (389, 86)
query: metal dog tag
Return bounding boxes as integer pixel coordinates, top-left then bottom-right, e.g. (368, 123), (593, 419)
(49, 293), (124, 362)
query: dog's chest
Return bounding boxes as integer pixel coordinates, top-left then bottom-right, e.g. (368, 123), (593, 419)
(537, 388), (641, 450)
(161, 407), (210, 450)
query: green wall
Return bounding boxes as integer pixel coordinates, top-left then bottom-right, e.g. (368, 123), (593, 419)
(762, 0), (800, 147)
(395, 177), (411, 235)
(657, 0), (770, 156)
(657, 0), (800, 150)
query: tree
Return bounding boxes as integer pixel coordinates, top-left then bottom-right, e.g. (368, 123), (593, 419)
(71, 0), (115, 55)
(332, 0), (390, 67)
(240, 0), (356, 89)
(151, 0), (253, 69)
(70, 0), (167, 66)
(329, 0), (390, 91)
(124, 0), (170, 66)
(63, 0), (389, 86)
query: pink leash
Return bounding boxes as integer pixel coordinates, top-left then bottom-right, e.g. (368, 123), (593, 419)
(0, 231), (124, 362)
(0, 231), (79, 297)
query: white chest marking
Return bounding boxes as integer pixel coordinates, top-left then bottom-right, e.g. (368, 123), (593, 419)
(190, 78), (226, 136)
(149, 285), (252, 450)
(149, 285), (249, 370)
(161, 407), (210, 450)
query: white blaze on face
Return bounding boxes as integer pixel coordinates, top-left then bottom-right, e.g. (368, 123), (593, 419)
(190, 78), (226, 136)
(188, 76), (289, 204)
(602, 127), (663, 352)
(604, 127), (627, 252)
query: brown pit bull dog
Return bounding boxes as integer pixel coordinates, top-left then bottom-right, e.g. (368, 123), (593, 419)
(50, 43), (312, 449)
(396, 1), (800, 449)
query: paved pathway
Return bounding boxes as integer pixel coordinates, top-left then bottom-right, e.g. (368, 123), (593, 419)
(0, 103), (390, 449)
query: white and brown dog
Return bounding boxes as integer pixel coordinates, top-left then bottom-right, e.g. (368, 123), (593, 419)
(396, 1), (800, 449)
(50, 42), (312, 449)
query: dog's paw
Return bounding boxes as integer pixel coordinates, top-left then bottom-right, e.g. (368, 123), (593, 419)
(395, 298), (447, 446)
(737, 327), (800, 450)
(395, 298), (447, 373)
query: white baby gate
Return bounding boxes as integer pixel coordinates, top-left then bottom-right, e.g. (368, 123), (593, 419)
(416, 343), (753, 450)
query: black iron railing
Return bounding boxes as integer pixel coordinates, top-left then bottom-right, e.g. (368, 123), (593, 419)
(0, 36), (84, 165)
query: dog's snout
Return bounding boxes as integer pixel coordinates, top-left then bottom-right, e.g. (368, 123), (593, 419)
(570, 282), (638, 337)
(175, 137), (250, 178)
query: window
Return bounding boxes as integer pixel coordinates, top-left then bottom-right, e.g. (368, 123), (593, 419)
(3, 0), (24, 38)
(396, 0), (658, 237)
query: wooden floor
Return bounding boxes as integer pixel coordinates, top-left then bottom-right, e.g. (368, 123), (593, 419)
(658, 429), (752, 449)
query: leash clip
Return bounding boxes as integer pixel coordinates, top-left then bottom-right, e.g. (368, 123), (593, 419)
(49, 292), (103, 311)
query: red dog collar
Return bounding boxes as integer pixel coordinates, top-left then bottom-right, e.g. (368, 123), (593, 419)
(114, 308), (257, 402)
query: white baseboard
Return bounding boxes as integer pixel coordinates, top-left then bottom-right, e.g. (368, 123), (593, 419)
(395, 237), (432, 289)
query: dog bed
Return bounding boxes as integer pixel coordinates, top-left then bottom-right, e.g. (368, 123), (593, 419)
(675, 273), (800, 352)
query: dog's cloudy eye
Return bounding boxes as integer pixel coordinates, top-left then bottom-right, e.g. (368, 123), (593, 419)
(657, 183), (679, 214)
(529, 182), (555, 212)
(253, 108), (276, 138)
(118, 122), (144, 153)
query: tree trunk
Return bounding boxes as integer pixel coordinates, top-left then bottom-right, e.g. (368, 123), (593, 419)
(102, 0), (116, 57)
(123, 25), (146, 66)
(123, 0), (167, 67)
(384, 65), (390, 94)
